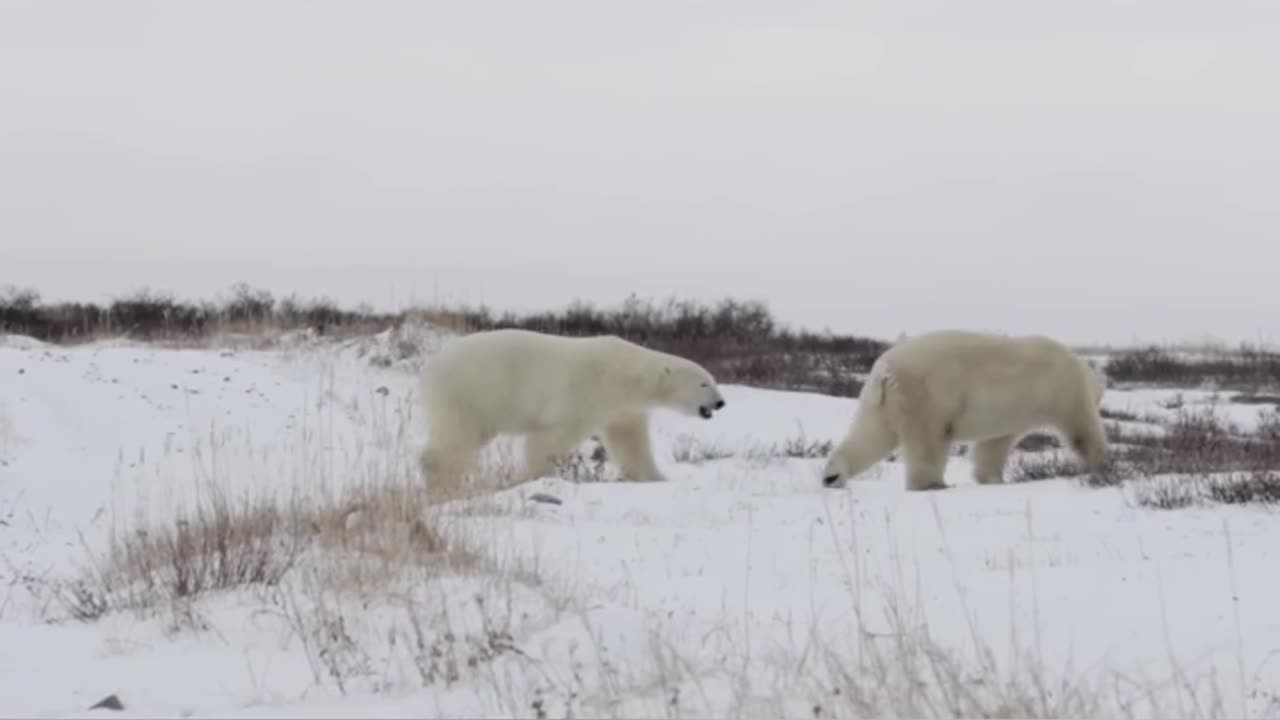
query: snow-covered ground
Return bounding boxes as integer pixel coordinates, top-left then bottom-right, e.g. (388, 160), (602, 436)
(2, 328), (1279, 719)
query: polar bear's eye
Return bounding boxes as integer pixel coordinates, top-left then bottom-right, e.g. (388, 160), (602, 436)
(700, 382), (709, 388)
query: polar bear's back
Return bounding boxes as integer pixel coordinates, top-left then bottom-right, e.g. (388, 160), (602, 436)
(883, 330), (1077, 379)
(420, 329), (637, 433)
(875, 330), (1096, 441)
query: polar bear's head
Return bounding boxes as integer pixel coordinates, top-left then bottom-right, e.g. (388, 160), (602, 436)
(819, 443), (863, 489)
(656, 359), (725, 420)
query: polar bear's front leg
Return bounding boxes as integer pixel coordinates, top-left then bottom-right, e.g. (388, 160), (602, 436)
(971, 434), (1017, 484)
(418, 427), (490, 504)
(601, 410), (667, 482)
(522, 425), (591, 482)
(900, 425), (951, 491)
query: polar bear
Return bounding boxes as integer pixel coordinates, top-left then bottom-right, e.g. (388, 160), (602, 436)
(820, 329), (1107, 491)
(416, 328), (726, 500)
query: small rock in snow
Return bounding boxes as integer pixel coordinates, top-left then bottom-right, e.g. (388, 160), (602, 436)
(89, 694), (124, 711)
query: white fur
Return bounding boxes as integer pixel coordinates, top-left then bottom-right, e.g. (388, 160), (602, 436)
(821, 329), (1107, 492)
(417, 329), (725, 500)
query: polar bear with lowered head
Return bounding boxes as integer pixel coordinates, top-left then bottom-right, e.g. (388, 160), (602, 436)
(821, 329), (1107, 492)
(417, 329), (726, 500)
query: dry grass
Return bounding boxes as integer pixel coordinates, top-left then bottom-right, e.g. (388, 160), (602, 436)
(57, 477), (474, 622)
(771, 506), (1253, 720)
(48, 464), (563, 703)
(31, 386), (1148, 716)
(38, 374), (548, 705)
(51, 467), (1259, 718)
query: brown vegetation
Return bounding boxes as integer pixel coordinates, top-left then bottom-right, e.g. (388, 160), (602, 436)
(2, 284), (886, 397)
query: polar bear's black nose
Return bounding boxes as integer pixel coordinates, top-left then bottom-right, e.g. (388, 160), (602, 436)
(714, 400), (725, 410)
(823, 474), (841, 487)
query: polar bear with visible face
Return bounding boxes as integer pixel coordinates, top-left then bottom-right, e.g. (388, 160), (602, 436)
(417, 329), (725, 501)
(821, 330), (1107, 491)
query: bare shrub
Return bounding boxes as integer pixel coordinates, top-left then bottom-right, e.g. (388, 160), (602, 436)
(1230, 393), (1280, 406)
(1203, 472), (1280, 505)
(1085, 407), (1280, 508)
(773, 432), (835, 459)
(1010, 452), (1086, 483)
(1105, 345), (1280, 390)
(1124, 468), (1280, 510)
(1078, 454), (1136, 489)
(0, 283), (402, 345)
(1124, 408), (1278, 475)
(1100, 407), (1142, 422)
(671, 434), (734, 465)
(1257, 406), (1280, 441)
(454, 294), (886, 397)
(1104, 420), (1167, 449)
(1124, 476), (1202, 510)
(732, 426), (837, 465)
(1015, 432), (1060, 452)
(552, 439), (620, 483)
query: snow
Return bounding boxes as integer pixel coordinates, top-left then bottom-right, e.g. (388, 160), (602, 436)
(2, 329), (1279, 719)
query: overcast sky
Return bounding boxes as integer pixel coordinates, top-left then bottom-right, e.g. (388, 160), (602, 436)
(3, 1), (1278, 346)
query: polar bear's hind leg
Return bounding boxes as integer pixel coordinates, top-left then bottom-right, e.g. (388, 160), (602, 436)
(1063, 417), (1108, 471)
(971, 433), (1017, 484)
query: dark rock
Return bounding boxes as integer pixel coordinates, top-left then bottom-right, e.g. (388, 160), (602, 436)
(89, 694), (124, 711)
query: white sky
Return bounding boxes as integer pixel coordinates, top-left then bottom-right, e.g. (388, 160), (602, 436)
(3, 0), (1278, 347)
